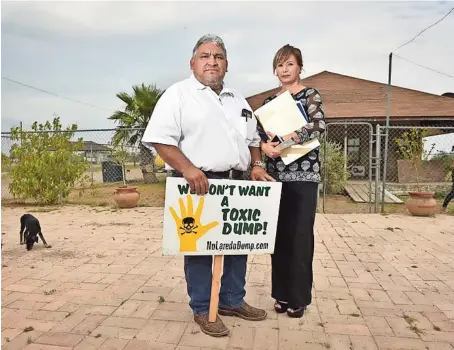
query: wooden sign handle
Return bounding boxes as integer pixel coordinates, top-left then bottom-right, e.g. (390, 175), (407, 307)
(208, 255), (223, 322)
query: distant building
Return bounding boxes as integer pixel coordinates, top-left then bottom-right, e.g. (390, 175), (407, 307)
(69, 141), (112, 164)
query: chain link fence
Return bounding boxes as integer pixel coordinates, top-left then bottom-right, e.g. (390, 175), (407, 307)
(320, 122), (375, 213)
(1, 128), (166, 206)
(378, 124), (454, 213)
(2, 123), (453, 212)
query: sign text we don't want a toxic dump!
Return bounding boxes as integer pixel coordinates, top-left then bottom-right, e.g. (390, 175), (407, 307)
(177, 183), (272, 236)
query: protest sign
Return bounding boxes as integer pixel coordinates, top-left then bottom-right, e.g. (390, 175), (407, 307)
(162, 177), (282, 256)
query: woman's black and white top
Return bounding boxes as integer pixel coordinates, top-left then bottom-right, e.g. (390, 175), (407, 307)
(257, 87), (326, 183)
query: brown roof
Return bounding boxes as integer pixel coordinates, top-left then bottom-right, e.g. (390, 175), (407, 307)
(246, 71), (454, 121)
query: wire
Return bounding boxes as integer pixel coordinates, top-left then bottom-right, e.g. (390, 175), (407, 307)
(392, 7), (454, 53)
(394, 54), (454, 79)
(1, 76), (112, 112)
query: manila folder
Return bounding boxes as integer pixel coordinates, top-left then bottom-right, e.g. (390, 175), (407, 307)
(254, 90), (320, 165)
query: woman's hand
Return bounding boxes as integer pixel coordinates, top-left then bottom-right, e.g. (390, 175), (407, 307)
(261, 140), (281, 159)
(283, 132), (300, 142)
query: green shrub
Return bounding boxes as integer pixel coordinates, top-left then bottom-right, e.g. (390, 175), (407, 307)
(1, 152), (11, 172)
(431, 152), (454, 182)
(394, 128), (430, 191)
(8, 118), (89, 204)
(320, 140), (350, 194)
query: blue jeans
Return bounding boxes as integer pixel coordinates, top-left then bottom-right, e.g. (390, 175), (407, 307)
(171, 170), (247, 315)
(185, 255), (247, 315)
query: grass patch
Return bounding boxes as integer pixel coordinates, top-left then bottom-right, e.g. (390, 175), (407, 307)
(85, 221), (133, 228)
(29, 207), (59, 213)
(403, 314), (417, 324)
(409, 324), (424, 335)
(403, 314), (424, 335)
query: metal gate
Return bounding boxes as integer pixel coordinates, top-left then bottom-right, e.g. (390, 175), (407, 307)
(320, 122), (377, 213)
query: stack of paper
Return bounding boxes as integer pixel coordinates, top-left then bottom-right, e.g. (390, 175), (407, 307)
(254, 90), (320, 165)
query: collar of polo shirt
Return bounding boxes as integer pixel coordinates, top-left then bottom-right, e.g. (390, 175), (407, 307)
(189, 74), (234, 97)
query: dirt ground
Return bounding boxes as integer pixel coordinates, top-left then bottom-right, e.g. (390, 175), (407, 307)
(2, 170), (453, 215)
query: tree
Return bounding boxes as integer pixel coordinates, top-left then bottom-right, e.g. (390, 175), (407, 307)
(394, 128), (431, 191)
(111, 140), (129, 186)
(8, 118), (89, 204)
(108, 83), (164, 184)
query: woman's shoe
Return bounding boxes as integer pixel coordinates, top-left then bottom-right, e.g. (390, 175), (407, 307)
(287, 306), (306, 318)
(274, 300), (288, 313)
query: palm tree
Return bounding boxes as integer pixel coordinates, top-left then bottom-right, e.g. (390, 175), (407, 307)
(109, 83), (164, 184)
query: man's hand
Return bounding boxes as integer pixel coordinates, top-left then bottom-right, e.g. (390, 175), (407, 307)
(182, 166), (209, 195)
(250, 166), (276, 182)
(152, 144), (207, 195)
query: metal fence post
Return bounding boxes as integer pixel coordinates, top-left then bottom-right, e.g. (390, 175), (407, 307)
(322, 125), (329, 214)
(368, 123), (373, 213)
(381, 124), (389, 213)
(382, 53), (392, 213)
(375, 124), (381, 213)
(90, 143), (94, 185)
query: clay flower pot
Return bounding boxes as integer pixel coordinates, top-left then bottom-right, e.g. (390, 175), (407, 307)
(114, 185), (140, 208)
(405, 191), (436, 217)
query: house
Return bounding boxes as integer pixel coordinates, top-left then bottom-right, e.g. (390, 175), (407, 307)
(246, 71), (454, 182)
(71, 141), (112, 164)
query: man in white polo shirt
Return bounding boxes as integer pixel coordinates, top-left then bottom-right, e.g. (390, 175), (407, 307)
(141, 34), (273, 337)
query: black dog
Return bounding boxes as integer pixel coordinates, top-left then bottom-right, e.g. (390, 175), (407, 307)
(20, 214), (51, 251)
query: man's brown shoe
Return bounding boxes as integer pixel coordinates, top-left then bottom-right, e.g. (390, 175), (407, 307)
(218, 302), (267, 321)
(193, 313), (229, 337)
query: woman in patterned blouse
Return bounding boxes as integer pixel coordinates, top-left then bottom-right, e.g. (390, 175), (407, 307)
(257, 44), (325, 318)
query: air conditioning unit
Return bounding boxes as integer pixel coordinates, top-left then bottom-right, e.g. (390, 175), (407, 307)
(351, 165), (365, 177)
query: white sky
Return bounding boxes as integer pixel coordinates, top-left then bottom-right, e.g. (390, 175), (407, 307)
(1, 0), (454, 133)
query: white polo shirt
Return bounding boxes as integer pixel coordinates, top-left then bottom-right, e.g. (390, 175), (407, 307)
(141, 74), (261, 172)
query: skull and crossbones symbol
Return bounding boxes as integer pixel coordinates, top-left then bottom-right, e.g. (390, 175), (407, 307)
(180, 217), (198, 235)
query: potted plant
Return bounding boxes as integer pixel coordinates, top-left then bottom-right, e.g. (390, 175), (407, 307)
(111, 141), (140, 208)
(394, 128), (436, 216)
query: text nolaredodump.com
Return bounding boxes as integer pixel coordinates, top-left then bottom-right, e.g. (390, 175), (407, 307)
(206, 241), (269, 251)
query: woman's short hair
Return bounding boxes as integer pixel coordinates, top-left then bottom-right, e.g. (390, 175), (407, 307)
(272, 44), (303, 71)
